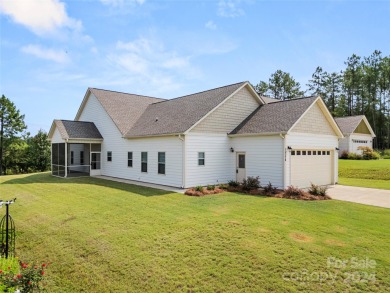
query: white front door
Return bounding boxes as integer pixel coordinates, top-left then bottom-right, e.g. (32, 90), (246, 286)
(236, 152), (246, 182)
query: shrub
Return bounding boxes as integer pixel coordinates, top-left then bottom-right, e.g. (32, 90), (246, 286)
(218, 184), (228, 189)
(308, 183), (328, 196)
(383, 149), (390, 157)
(206, 184), (215, 191)
(241, 176), (260, 191)
(263, 182), (278, 195)
(340, 150), (349, 159)
(357, 146), (380, 160)
(195, 185), (203, 192)
(284, 185), (305, 197)
(348, 152), (362, 160)
(228, 180), (239, 187)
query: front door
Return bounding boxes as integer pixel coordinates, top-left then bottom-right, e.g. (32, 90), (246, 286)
(90, 152), (101, 176)
(236, 152), (246, 182)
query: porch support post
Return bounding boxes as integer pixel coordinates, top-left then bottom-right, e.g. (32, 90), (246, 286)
(65, 142), (68, 178)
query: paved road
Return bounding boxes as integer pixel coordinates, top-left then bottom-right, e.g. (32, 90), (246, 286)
(327, 185), (390, 208)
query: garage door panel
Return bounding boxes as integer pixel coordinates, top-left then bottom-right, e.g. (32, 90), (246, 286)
(291, 150), (333, 188)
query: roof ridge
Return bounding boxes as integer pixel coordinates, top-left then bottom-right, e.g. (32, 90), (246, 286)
(150, 81), (248, 105)
(335, 115), (365, 119)
(262, 96), (317, 104)
(90, 87), (164, 101)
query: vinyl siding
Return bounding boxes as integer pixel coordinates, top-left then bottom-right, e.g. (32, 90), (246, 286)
(78, 93), (183, 187)
(51, 128), (64, 143)
(286, 133), (339, 186)
(291, 101), (336, 135)
(350, 133), (373, 154)
(191, 86), (260, 133)
(338, 136), (349, 157)
(231, 135), (284, 188)
(185, 133), (234, 187)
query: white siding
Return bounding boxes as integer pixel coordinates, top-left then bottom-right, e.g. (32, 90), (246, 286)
(291, 102), (336, 135)
(231, 135), (284, 188)
(78, 93), (183, 187)
(51, 128), (64, 143)
(191, 87), (260, 133)
(286, 133), (339, 187)
(338, 136), (349, 157)
(185, 133), (234, 187)
(349, 133), (373, 154)
(69, 144), (84, 166)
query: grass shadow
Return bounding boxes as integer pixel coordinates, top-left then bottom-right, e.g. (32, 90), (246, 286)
(0, 172), (173, 197)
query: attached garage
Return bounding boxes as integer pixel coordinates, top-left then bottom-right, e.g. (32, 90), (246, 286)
(290, 149), (333, 187)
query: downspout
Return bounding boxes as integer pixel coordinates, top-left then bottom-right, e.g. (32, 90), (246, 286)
(280, 133), (287, 189)
(178, 134), (185, 188)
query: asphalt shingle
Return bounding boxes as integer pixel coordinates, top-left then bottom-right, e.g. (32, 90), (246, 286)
(334, 115), (365, 134)
(54, 120), (103, 139)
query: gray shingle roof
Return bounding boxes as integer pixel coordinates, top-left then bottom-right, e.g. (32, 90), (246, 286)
(261, 96), (280, 104)
(230, 97), (318, 135)
(88, 88), (164, 135)
(334, 115), (365, 134)
(125, 82), (247, 137)
(54, 120), (103, 140)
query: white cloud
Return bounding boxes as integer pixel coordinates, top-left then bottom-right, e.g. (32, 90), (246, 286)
(205, 20), (217, 30)
(21, 45), (70, 63)
(100, 0), (145, 7)
(0, 0), (81, 35)
(218, 0), (244, 18)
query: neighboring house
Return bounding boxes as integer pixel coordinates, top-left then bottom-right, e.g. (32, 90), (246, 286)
(335, 115), (376, 157)
(49, 81), (343, 188)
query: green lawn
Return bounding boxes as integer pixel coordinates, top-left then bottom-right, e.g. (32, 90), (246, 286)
(1, 173), (389, 292)
(339, 159), (390, 190)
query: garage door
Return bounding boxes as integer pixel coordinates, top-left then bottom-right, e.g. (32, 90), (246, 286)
(290, 149), (333, 188)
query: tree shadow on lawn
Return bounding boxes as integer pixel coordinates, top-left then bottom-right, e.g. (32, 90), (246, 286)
(0, 172), (173, 197)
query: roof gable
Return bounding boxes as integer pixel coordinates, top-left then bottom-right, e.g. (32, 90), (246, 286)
(49, 120), (103, 140)
(75, 88), (164, 135)
(125, 81), (249, 137)
(334, 115), (375, 137)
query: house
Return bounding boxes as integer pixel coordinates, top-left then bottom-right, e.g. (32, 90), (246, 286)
(49, 81), (344, 188)
(335, 115), (376, 157)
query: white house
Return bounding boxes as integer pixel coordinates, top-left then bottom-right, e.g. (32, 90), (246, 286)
(334, 115), (376, 156)
(49, 81), (344, 188)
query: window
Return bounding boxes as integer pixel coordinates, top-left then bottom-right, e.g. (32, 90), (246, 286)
(107, 151), (112, 162)
(80, 151), (84, 165)
(198, 152), (205, 166)
(308, 151), (312, 155)
(297, 151), (301, 155)
(128, 152), (133, 167)
(322, 151), (326, 155)
(291, 151), (295, 155)
(158, 152), (165, 174)
(327, 151), (330, 155)
(302, 151), (307, 155)
(141, 152), (148, 172)
(70, 151), (74, 164)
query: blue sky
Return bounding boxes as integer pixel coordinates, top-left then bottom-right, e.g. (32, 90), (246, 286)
(1, 0), (389, 135)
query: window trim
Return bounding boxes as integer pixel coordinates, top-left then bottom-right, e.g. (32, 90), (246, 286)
(158, 152), (166, 175)
(198, 152), (205, 166)
(141, 152), (148, 173)
(127, 152), (133, 168)
(107, 151), (112, 162)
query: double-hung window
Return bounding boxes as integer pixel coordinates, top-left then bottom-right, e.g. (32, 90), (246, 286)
(128, 152), (133, 167)
(158, 152), (165, 174)
(198, 152), (205, 166)
(70, 151), (74, 165)
(80, 151), (84, 165)
(141, 152), (148, 172)
(107, 151), (112, 162)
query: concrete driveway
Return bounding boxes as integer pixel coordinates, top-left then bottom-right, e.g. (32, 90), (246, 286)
(327, 185), (390, 208)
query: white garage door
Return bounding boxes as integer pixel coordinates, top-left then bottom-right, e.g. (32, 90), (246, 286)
(290, 150), (333, 188)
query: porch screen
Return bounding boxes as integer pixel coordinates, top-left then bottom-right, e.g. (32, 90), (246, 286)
(52, 143), (66, 177)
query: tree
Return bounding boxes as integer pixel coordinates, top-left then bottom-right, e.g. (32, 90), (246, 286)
(0, 95), (27, 175)
(267, 70), (304, 100)
(253, 81), (269, 96)
(27, 130), (51, 172)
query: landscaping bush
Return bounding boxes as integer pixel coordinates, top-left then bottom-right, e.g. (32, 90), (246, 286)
(357, 146), (380, 160)
(241, 176), (260, 191)
(383, 149), (390, 159)
(218, 184), (228, 189)
(347, 152), (362, 160)
(207, 184), (215, 191)
(263, 182), (278, 195)
(284, 185), (305, 197)
(228, 180), (239, 187)
(308, 183), (328, 196)
(195, 185), (203, 192)
(340, 150), (349, 159)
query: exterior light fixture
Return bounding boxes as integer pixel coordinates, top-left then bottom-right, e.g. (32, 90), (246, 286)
(287, 146), (292, 150)
(335, 147), (339, 151)
(230, 147), (234, 152)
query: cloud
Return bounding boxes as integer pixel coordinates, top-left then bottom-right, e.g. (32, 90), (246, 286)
(0, 0), (81, 35)
(205, 21), (217, 30)
(100, 0), (145, 7)
(21, 45), (70, 63)
(217, 0), (244, 18)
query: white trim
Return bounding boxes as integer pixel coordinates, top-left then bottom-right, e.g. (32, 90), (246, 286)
(228, 132), (286, 137)
(124, 133), (181, 139)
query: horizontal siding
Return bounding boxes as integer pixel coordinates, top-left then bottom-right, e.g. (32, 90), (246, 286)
(286, 133), (339, 186)
(350, 133), (373, 154)
(78, 93), (183, 187)
(291, 101), (336, 135)
(338, 137), (349, 157)
(51, 128), (64, 143)
(231, 135), (284, 188)
(185, 133), (234, 187)
(191, 86), (260, 133)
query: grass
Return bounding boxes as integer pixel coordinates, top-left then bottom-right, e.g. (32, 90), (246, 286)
(1, 173), (389, 292)
(339, 159), (390, 190)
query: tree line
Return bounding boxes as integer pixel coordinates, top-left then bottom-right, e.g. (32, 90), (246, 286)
(254, 50), (390, 149)
(0, 95), (50, 175)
